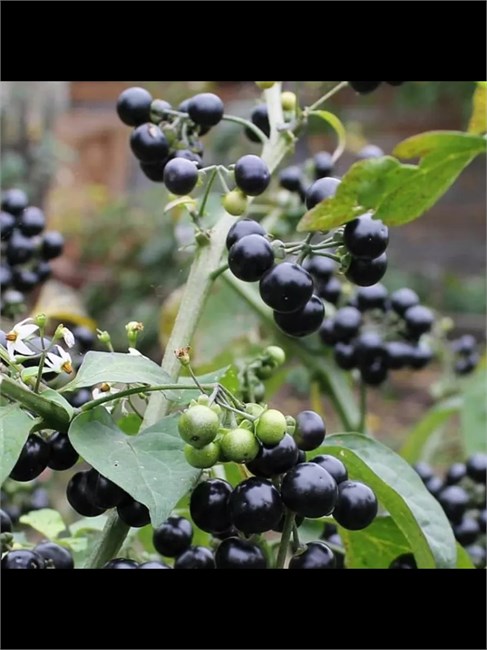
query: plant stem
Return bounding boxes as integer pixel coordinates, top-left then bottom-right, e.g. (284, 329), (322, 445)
(33, 330), (47, 393)
(292, 522), (301, 552)
(276, 509), (295, 568)
(85, 510), (130, 568)
(198, 167), (218, 217)
(0, 375), (70, 430)
(222, 114), (267, 144)
(359, 379), (367, 434)
(307, 81), (349, 112)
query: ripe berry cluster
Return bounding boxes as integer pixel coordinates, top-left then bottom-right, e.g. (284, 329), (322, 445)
(318, 284), (435, 386)
(451, 334), (480, 376)
(1, 189), (64, 316)
(414, 453), (486, 568)
(1, 540), (74, 570)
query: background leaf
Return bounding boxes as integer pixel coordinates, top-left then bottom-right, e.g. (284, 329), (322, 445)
(310, 110), (346, 161)
(61, 351), (175, 394)
(39, 387), (74, 423)
(297, 131), (486, 231)
(0, 404), (35, 485)
(400, 396), (462, 463)
(456, 543), (475, 569)
(313, 433), (457, 568)
(19, 508), (68, 539)
(460, 365), (487, 456)
(68, 407), (200, 526)
(338, 516), (411, 568)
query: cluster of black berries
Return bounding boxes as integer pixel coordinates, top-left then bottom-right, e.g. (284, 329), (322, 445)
(414, 453), (487, 568)
(8, 430), (79, 483)
(0, 482), (50, 527)
(1, 536), (74, 570)
(0, 189), (64, 316)
(451, 334), (480, 376)
(318, 284), (435, 386)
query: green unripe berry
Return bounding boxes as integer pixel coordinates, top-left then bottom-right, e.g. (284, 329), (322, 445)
(197, 394), (210, 406)
(239, 419), (254, 431)
(255, 363), (274, 380)
(281, 91), (297, 112)
(222, 189), (248, 216)
(184, 442), (220, 468)
(265, 346), (286, 368)
(178, 404), (220, 449)
(253, 382), (265, 402)
(255, 409), (287, 446)
(256, 82), (276, 90)
(220, 428), (260, 463)
(286, 415), (296, 436)
(245, 402), (265, 419)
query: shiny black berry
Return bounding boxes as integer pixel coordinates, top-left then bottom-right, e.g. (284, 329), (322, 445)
(274, 295), (324, 337)
(413, 461), (434, 483)
(67, 471), (105, 517)
(289, 541), (336, 569)
(215, 537), (267, 569)
(190, 479), (233, 534)
(334, 342), (357, 370)
(317, 276), (342, 304)
(333, 480), (378, 530)
(172, 150), (203, 168)
(305, 177), (341, 210)
(246, 433), (299, 478)
(354, 332), (387, 368)
(226, 219), (266, 250)
(333, 306), (362, 341)
(174, 546), (215, 569)
(10, 434), (50, 482)
(36, 262), (51, 283)
(345, 252), (387, 287)
(313, 151), (334, 179)
(103, 558), (138, 569)
(12, 269), (39, 292)
(34, 541), (74, 569)
(356, 283), (388, 311)
(404, 305), (434, 338)
(1, 508), (12, 533)
(294, 411), (326, 452)
(188, 93), (224, 127)
(117, 498), (150, 527)
(319, 319), (337, 346)
(279, 166), (303, 192)
(163, 158), (198, 195)
(344, 214), (389, 260)
(281, 462), (338, 518)
(409, 345), (433, 369)
(86, 469), (126, 509)
(303, 256), (335, 283)
(425, 475), (443, 497)
(2, 189), (28, 216)
(452, 335), (476, 356)
(312, 455), (348, 484)
(454, 354), (478, 375)
(389, 553), (417, 569)
(138, 561), (171, 569)
(228, 234), (274, 282)
(245, 105), (270, 142)
(117, 87), (153, 126)
(140, 160), (168, 182)
(6, 232), (35, 265)
(385, 341), (413, 370)
(390, 288), (419, 316)
(234, 155), (271, 196)
(453, 517), (481, 546)
(41, 231), (64, 260)
(437, 485), (469, 524)
(2, 549), (45, 569)
(47, 431), (79, 471)
(230, 477), (283, 534)
(0, 211), (16, 240)
(466, 453), (487, 484)
(260, 262), (314, 313)
(19, 207), (45, 237)
(349, 81), (381, 94)
(130, 123), (169, 163)
(360, 357), (388, 386)
(153, 516), (193, 557)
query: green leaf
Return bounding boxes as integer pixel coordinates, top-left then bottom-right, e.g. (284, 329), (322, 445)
(39, 387), (74, 422)
(19, 509), (68, 539)
(314, 433), (457, 567)
(400, 396), (462, 463)
(68, 406), (200, 527)
(310, 110), (346, 161)
(61, 351), (175, 395)
(69, 514), (108, 535)
(117, 413), (142, 435)
(0, 404), (35, 485)
(297, 131), (486, 231)
(460, 365), (487, 456)
(338, 516), (411, 568)
(456, 543), (475, 569)
(468, 83), (486, 134)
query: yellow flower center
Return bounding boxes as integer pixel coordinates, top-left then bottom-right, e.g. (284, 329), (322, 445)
(61, 361), (73, 374)
(6, 331), (17, 342)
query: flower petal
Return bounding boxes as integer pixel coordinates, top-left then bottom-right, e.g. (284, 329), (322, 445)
(17, 324), (39, 338)
(14, 340), (37, 356)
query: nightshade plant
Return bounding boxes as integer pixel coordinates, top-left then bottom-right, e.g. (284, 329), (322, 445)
(1, 81), (485, 569)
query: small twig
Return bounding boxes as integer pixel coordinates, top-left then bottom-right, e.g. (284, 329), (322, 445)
(307, 81), (349, 112)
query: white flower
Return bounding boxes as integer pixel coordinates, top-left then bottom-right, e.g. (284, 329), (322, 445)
(44, 345), (73, 374)
(128, 347), (142, 356)
(5, 318), (39, 361)
(61, 326), (75, 349)
(92, 382), (120, 400)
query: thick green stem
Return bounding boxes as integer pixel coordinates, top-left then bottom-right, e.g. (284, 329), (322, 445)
(85, 510), (130, 568)
(276, 509), (295, 568)
(222, 273), (359, 431)
(0, 375), (70, 430)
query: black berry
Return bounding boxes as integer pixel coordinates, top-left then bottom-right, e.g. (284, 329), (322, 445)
(453, 517), (481, 546)
(0, 211), (16, 240)
(188, 93), (224, 127)
(334, 342), (357, 370)
(317, 276), (342, 304)
(103, 558), (138, 569)
(333, 480), (378, 530)
(47, 431), (79, 471)
(389, 553), (417, 569)
(246, 433), (299, 478)
(390, 288), (419, 316)
(333, 306), (363, 341)
(34, 541), (74, 569)
(86, 469), (126, 509)
(215, 537), (267, 569)
(138, 561), (171, 569)
(117, 87), (153, 126)
(230, 477), (283, 534)
(245, 105), (270, 142)
(289, 541), (336, 569)
(404, 305), (434, 338)
(466, 453), (487, 484)
(349, 81), (381, 94)
(163, 158), (198, 195)
(41, 231), (64, 260)
(356, 283), (388, 311)
(117, 498), (150, 528)
(294, 410), (326, 451)
(274, 294), (324, 337)
(174, 546), (215, 569)
(189, 479), (233, 534)
(66, 471), (105, 517)
(305, 177), (341, 210)
(234, 155), (271, 196)
(259, 262), (314, 313)
(437, 485), (469, 524)
(10, 434), (50, 482)
(153, 516), (193, 557)
(281, 462), (338, 518)
(345, 252), (387, 287)
(19, 207), (45, 237)
(130, 123), (169, 163)
(228, 234), (274, 282)
(1, 508), (12, 533)
(312, 455), (348, 484)
(313, 151), (334, 179)
(2, 549), (45, 570)
(7, 232), (35, 265)
(344, 214), (389, 260)
(279, 166), (303, 192)
(303, 256), (335, 283)
(2, 189), (28, 216)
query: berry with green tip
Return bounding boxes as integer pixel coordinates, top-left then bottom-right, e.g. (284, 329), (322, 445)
(184, 442), (220, 469)
(178, 404), (220, 449)
(255, 409), (287, 446)
(220, 428), (260, 463)
(222, 189), (248, 216)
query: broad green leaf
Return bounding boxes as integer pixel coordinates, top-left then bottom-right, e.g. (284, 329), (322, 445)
(314, 433), (457, 567)
(460, 366), (487, 456)
(0, 404), (35, 485)
(61, 351), (176, 395)
(19, 509), (68, 539)
(39, 387), (74, 423)
(339, 516), (411, 568)
(297, 131), (486, 231)
(400, 396), (462, 463)
(68, 407), (200, 527)
(456, 543), (475, 569)
(310, 110), (346, 161)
